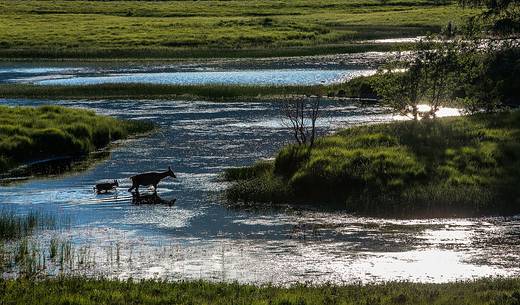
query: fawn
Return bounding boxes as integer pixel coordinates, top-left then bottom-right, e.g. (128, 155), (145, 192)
(128, 166), (176, 193)
(94, 180), (119, 194)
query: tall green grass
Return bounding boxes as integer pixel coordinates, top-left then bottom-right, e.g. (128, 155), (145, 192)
(0, 43), (412, 60)
(1, 277), (520, 305)
(0, 76), (380, 100)
(0, 210), (55, 241)
(226, 111), (520, 217)
(0, 83), (327, 101)
(0, 105), (154, 172)
(0, 0), (478, 59)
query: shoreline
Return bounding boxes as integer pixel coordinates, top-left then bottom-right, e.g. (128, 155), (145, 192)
(0, 42), (414, 62)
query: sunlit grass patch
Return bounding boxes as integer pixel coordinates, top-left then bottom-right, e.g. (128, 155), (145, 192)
(0, 0), (479, 59)
(0, 210), (55, 241)
(0, 105), (154, 172)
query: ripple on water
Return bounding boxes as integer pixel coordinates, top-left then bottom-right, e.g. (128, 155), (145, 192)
(1, 98), (518, 284)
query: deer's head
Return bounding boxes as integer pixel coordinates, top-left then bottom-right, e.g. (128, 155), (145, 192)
(113, 179), (119, 187)
(167, 166), (177, 178)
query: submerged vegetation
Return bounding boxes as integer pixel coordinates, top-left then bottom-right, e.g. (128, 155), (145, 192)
(2, 277), (520, 304)
(226, 111), (520, 216)
(0, 105), (154, 173)
(0, 210), (55, 241)
(0, 0), (477, 59)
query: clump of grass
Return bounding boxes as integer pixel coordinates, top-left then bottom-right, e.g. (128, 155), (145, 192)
(0, 210), (55, 241)
(0, 83), (341, 101)
(1, 277), (520, 304)
(226, 111), (520, 217)
(0, 105), (154, 172)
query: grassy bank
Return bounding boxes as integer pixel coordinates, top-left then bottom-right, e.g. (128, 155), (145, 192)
(0, 76), (379, 101)
(0, 0), (477, 59)
(0, 43), (411, 61)
(1, 277), (520, 304)
(0, 105), (154, 173)
(226, 111), (520, 217)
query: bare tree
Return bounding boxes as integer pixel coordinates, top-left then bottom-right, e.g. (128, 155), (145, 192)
(281, 96), (321, 148)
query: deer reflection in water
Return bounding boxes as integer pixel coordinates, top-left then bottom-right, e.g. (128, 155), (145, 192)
(131, 192), (176, 206)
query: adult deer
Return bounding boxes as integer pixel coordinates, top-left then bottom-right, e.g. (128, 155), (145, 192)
(128, 166), (176, 193)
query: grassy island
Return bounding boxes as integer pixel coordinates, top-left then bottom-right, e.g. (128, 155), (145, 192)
(0, 105), (154, 173)
(0, 76), (378, 101)
(225, 111), (520, 217)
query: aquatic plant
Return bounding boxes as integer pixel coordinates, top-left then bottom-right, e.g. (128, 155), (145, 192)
(0, 210), (55, 241)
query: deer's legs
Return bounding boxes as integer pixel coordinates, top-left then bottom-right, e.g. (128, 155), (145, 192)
(128, 182), (138, 193)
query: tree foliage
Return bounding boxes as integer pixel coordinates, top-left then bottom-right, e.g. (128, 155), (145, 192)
(459, 0), (520, 35)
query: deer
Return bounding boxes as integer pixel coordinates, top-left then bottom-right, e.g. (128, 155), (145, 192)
(128, 166), (176, 194)
(94, 180), (119, 194)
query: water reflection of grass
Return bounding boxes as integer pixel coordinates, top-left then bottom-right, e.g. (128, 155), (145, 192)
(0, 150), (112, 185)
(0, 105), (155, 174)
(1, 277), (520, 304)
(226, 111), (520, 217)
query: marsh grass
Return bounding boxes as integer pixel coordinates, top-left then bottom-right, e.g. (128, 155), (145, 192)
(226, 111), (520, 217)
(0, 76), (381, 101)
(0, 105), (154, 172)
(1, 277), (520, 305)
(0, 43), (412, 60)
(0, 82), (369, 101)
(0, 210), (60, 277)
(0, 0), (478, 59)
(0, 210), (55, 241)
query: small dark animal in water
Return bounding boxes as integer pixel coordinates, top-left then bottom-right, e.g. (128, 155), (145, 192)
(128, 166), (176, 193)
(94, 180), (119, 194)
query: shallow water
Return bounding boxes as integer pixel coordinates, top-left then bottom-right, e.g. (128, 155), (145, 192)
(1, 98), (519, 284)
(3, 67), (375, 86)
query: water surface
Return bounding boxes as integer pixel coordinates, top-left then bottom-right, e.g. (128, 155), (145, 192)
(0, 99), (518, 284)
(3, 68), (375, 86)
